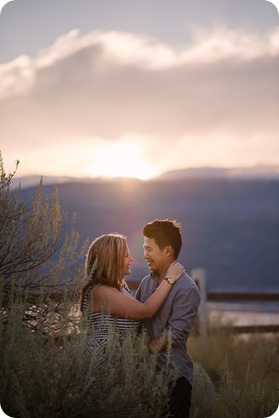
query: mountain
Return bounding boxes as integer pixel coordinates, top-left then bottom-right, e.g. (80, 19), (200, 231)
(11, 164), (279, 189)
(19, 177), (279, 293)
(10, 175), (105, 189)
(157, 165), (279, 181)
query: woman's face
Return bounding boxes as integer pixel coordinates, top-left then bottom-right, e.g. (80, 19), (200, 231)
(122, 243), (133, 276)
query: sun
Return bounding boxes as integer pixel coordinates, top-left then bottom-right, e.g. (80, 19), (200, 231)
(85, 140), (158, 180)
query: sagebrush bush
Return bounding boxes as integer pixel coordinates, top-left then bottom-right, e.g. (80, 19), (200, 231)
(190, 362), (216, 418)
(0, 153), (88, 337)
(0, 286), (171, 418)
(1, 286), (278, 418)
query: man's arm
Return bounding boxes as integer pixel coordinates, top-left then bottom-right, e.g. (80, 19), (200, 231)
(148, 286), (201, 351)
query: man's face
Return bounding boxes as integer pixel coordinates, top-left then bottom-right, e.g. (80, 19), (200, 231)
(143, 236), (170, 275)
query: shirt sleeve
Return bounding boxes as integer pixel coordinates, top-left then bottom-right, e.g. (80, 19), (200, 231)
(168, 286), (200, 345)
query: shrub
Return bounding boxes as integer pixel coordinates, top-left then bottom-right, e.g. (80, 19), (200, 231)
(0, 152), (88, 332)
(190, 362), (216, 418)
(0, 286), (171, 418)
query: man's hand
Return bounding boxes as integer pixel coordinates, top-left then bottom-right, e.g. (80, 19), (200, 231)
(147, 335), (172, 353)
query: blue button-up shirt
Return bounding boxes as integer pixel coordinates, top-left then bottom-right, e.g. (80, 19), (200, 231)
(135, 272), (201, 385)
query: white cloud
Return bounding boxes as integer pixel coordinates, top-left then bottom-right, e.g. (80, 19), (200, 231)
(0, 55), (36, 99)
(181, 25), (279, 61)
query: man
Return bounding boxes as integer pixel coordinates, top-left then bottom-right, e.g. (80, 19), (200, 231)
(135, 219), (201, 418)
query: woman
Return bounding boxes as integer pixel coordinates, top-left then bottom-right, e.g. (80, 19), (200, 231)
(80, 233), (184, 353)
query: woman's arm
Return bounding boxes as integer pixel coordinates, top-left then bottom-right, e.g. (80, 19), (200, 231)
(90, 262), (184, 320)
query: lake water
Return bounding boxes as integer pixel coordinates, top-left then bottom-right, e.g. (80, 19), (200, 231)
(207, 301), (279, 326)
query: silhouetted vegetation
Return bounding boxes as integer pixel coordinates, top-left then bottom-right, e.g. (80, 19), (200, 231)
(1, 284), (278, 418)
(0, 153), (88, 331)
(0, 285), (173, 418)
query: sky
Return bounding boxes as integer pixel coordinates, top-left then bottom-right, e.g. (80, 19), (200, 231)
(0, 0), (279, 180)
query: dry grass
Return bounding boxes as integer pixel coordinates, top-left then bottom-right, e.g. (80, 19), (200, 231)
(188, 315), (279, 418)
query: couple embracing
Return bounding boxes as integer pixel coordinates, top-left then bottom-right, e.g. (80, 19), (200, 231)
(80, 219), (201, 418)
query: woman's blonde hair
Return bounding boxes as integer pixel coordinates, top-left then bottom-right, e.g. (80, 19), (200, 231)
(80, 233), (127, 311)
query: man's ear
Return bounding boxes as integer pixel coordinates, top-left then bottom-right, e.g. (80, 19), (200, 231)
(164, 245), (174, 258)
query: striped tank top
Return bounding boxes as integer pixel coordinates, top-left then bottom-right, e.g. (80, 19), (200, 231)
(81, 286), (142, 363)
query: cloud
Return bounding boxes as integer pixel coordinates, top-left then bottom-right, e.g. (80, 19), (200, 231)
(1, 26), (279, 175)
(2, 26), (278, 97)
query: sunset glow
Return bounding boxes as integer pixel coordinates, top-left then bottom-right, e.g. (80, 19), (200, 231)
(85, 140), (159, 180)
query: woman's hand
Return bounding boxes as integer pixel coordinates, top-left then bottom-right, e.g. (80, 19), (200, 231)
(165, 261), (185, 283)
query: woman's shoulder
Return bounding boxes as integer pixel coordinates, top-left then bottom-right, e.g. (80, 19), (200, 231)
(89, 284), (122, 311)
(91, 284), (120, 296)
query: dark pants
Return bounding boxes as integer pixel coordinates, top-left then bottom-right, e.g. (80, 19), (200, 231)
(168, 376), (192, 418)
